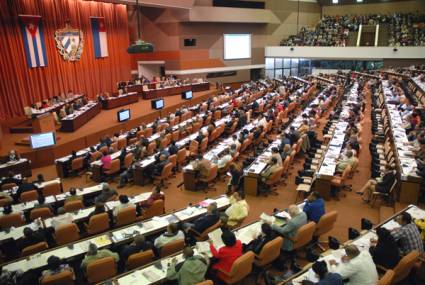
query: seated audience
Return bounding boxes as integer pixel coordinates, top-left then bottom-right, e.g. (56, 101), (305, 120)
(154, 223), (185, 250)
(113, 195), (135, 217)
(391, 212), (424, 255)
(94, 183), (118, 203)
(357, 164), (396, 202)
(40, 256), (74, 282)
(328, 245), (378, 285)
(222, 192), (249, 228)
(209, 230), (243, 279)
(18, 227), (45, 252)
(244, 223), (277, 254)
(303, 191), (325, 223)
(138, 186), (164, 209)
(81, 243), (119, 270)
(119, 234), (153, 265)
(166, 246), (209, 285)
(369, 227), (401, 269)
(301, 260), (343, 285)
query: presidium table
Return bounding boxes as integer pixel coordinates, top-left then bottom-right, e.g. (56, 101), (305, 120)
(101, 92), (139, 109)
(60, 102), (101, 132)
(127, 82), (210, 99)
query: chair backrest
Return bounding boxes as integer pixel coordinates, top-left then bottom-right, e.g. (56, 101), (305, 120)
(0, 197), (11, 207)
(255, 237), (284, 267)
(189, 140), (199, 154)
(116, 206), (137, 227)
(266, 166), (284, 185)
(64, 200), (84, 213)
(147, 142), (156, 154)
(22, 241), (48, 257)
(196, 220), (221, 240)
(172, 130), (180, 141)
(142, 199), (165, 219)
(1, 183), (17, 191)
(20, 190), (39, 202)
(206, 164), (218, 182)
(126, 250), (155, 270)
(293, 222), (316, 250)
(392, 250), (419, 283)
(87, 213), (110, 235)
(160, 163), (173, 179)
(124, 153), (134, 169)
(117, 138), (127, 150)
(42, 182), (62, 196)
(177, 148), (186, 164)
(340, 165), (352, 182)
(71, 157), (84, 171)
(105, 159), (120, 174)
(30, 207), (53, 221)
(315, 211), (338, 237)
(91, 151), (102, 162)
(169, 154), (177, 168)
(282, 156), (290, 173)
(144, 127), (153, 137)
(200, 138), (209, 152)
(196, 280), (213, 285)
(377, 269), (395, 285)
(0, 213), (25, 228)
(41, 270), (74, 285)
(160, 239), (185, 258)
(226, 251), (255, 284)
(98, 146), (108, 155)
(110, 142), (118, 152)
(86, 256), (117, 284)
(55, 223), (80, 245)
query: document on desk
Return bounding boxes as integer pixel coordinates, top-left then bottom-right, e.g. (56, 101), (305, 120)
(196, 241), (211, 255)
(208, 228), (224, 249)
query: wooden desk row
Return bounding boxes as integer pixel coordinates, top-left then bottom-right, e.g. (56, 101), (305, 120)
(30, 94), (85, 117)
(0, 159), (32, 179)
(2, 195), (230, 273)
(138, 83), (210, 99)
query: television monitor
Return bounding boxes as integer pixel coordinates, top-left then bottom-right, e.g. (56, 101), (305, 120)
(181, 90), (193, 100)
(151, 99), (164, 110)
(117, 109), (131, 122)
(30, 132), (56, 149)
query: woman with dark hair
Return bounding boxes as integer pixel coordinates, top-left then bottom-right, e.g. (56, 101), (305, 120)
(209, 230), (242, 279)
(40, 256), (74, 281)
(369, 227), (401, 268)
(301, 260), (343, 285)
(244, 223), (276, 254)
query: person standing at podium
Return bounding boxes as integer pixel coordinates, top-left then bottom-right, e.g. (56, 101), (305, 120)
(8, 150), (20, 162)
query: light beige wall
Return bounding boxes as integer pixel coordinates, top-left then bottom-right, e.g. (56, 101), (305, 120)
(323, 1), (425, 15)
(266, 0), (321, 45)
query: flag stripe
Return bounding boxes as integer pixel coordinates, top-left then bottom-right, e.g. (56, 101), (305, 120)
(32, 35), (40, 67)
(92, 18), (101, 58)
(20, 24), (33, 67)
(35, 28), (44, 66)
(38, 20), (47, 66)
(26, 30), (36, 67)
(99, 32), (108, 56)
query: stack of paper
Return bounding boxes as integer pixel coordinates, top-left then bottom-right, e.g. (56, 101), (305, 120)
(208, 228), (224, 248)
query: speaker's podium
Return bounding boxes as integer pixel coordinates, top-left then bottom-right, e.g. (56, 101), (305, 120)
(32, 113), (56, 133)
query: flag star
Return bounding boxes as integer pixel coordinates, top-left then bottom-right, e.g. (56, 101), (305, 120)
(28, 23), (35, 29)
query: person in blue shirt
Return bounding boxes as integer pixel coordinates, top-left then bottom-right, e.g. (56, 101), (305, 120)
(301, 260), (343, 285)
(303, 191), (325, 223)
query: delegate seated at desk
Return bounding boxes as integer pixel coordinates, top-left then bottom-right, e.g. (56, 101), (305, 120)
(335, 150), (355, 173)
(81, 243), (119, 271)
(7, 150), (20, 162)
(190, 155), (212, 189)
(183, 203), (219, 242)
(0, 171), (21, 187)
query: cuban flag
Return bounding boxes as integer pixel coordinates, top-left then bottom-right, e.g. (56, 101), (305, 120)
(19, 15), (47, 68)
(91, 17), (108, 58)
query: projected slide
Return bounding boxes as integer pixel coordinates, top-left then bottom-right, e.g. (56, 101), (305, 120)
(224, 34), (251, 60)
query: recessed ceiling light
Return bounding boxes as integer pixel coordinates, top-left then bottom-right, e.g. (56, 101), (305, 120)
(332, 0), (339, 4)
(357, 0), (363, 2)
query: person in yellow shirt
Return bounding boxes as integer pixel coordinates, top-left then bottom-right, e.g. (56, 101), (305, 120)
(222, 192), (249, 228)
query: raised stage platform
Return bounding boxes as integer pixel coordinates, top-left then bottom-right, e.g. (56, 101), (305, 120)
(0, 88), (218, 168)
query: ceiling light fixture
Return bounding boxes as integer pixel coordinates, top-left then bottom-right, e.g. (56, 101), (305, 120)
(127, 0), (154, 54)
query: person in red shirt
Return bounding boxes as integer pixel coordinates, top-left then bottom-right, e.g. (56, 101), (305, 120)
(139, 186), (164, 209)
(100, 150), (112, 170)
(209, 230), (242, 281)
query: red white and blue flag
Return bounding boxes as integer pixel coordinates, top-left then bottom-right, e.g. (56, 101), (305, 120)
(91, 17), (108, 58)
(19, 15), (47, 68)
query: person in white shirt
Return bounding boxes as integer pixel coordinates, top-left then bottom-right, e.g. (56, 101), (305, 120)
(328, 244), (378, 285)
(216, 150), (232, 170)
(230, 135), (241, 150)
(270, 147), (283, 166)
(112, 195), (135, 217)
(51, 208), (73, 230)
(154, 223), (185, 250)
